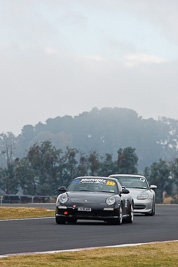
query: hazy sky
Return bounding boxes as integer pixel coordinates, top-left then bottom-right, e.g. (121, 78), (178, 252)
(1, 0), (178, 135)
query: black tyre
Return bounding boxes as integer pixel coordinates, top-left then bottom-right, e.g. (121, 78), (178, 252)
(151, 201), (156, 215)
(112, 204), (123, 225)
(55, 216), (66, 224)
(125, 202), (134, 223)
(118, 204), (123, 224)
(145, 201), (155, 216)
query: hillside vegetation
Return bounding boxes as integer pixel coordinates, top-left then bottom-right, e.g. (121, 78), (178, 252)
(1, 107), (178, 170)
(0, 108), (178, 202)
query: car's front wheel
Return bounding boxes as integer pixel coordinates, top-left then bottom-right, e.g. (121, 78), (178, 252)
(145, 201), (155, 216)
(151, 201), (156, 215)
(111, 204), (123, 225)
(118, 204), (123, 224)
(125, 202), (134, 223)
(55, 216), (66, 224)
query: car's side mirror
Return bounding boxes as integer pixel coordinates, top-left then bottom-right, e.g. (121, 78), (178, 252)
(58, 186), (67, 193)
(121, 188), (130, 194)
(150, 185), (157, 189)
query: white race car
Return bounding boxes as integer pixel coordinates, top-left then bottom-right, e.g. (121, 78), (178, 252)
(109, 174), (157, 216)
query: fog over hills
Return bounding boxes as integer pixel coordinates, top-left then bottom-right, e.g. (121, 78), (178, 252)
(1, 107), (178, 171)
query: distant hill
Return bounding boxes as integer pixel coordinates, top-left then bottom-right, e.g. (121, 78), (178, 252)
(1, 107), (178, 171)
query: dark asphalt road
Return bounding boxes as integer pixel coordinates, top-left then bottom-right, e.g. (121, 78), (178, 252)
(0, 205), (178, 256)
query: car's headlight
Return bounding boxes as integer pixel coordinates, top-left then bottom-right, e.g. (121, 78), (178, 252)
(137, 192), (149, 200)
(106, 196), (115, 205)
(56, 193), (68, 205)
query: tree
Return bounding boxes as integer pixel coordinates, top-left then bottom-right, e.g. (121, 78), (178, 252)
(98, 153), (115, 176)
(0, 133), (19, 194)
(144, 160), (172, 203)
(77, 154), (88, 177)
(0, 132), (16, 168)
(0, 163), (19, 194)
(26, 141), (60, 195)
(170, 158), (178, 188)
(115, 147), (138, 174)
(88, 151), (100, 175)
(61, 147), (78, 186)
(15, 158), (36, 195)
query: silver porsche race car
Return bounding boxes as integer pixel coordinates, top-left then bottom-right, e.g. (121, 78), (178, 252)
(109, 174), (157, 216)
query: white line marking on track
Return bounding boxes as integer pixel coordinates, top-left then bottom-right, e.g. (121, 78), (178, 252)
(0, 217), (54, 222)
(0, 240), (178, 258)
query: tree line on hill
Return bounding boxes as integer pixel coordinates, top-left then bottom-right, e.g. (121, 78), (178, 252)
(0, 107), (178, 172)
(0, 140), (177, 203)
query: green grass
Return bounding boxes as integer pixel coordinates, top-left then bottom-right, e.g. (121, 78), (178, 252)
(0, 242), (178, 266)
(0, 207), (54, 219)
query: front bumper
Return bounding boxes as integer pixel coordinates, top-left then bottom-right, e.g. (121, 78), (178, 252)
(133, 199), (153, 214)
(55, 206), (120, 221)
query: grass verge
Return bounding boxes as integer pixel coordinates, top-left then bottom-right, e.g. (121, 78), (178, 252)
(0, 207), (54, 219)
(0, 242), (178, 266)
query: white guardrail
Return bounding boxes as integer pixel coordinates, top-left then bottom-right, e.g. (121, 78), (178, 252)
(0, 194), (57, 204)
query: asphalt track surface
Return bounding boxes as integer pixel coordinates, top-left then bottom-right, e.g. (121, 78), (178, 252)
(0, 204), (178, 256)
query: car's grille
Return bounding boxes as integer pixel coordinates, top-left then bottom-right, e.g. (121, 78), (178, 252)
(134, 205), (146, 210)
(57, 208), (116, 218)
(76, 210), (114, 217)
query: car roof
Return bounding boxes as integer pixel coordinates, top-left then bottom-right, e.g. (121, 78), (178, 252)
(109, 174), (145, 178)
(74, 176), (119, 181)
(73, 176), (122, 186)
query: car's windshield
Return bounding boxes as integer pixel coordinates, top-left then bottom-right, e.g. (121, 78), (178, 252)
(111, 176), (148, 189)
(68, 178), (118, 193)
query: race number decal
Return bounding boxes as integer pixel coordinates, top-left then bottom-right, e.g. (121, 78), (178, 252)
(106, 180), (115, 186)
